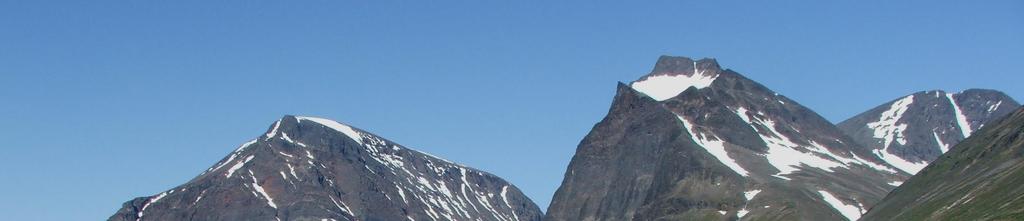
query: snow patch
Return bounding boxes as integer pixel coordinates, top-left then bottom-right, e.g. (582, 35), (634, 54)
(136, 191), (169, 221)
(745, 108), (900, 176)
(934, 131), (951, 153)
(296, 116), (364, 145)
(265, 120), (281, 140)
(866, 95), (925, 174)
(759, 118), (845, 174)
(193, 189), (206, 205)
(989, 100), (1003, 112)
(805, 141), (898, 174)
(458, 169), (481, 213)
(249, 170), (277, 209)
(281, 133), (307, 147)
(867, 95), (914, 148)
(226, 155), (255, 178)
(735, 189), (762, 218)
(947, 93), (973, 138)
(205, 139), (258, 175)
(818, 190), (862, 221)
(305, 150), (315, 159)
(850, 154), (899, 174)
(396, 184), (409, 203)
(873, 148), (926, 174)
(730, 108), (866, 177)
(735, 107), (753, 123)
(889, 181), (903, 186)
(630, 61), (718, 101)
(676, 115), (750, 176)
(330, 196), (354, 216)
(744, 189), (761, 201)
(286, 163), (300, 180)
(500, 185), (521, 221)
(236, 139), (258, 152)
(208, 153), (238, 173)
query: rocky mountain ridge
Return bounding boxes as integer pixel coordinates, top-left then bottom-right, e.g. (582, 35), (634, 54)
(109, 115), (542, 221)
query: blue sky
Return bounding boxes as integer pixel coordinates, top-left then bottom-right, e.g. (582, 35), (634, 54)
(1, 1), (1021, 220)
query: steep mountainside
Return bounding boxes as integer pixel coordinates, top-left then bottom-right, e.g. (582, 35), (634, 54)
(109, 116), (542, 221)
(860, 107), (1024, 221)
(838, 90), (1018, 174)
(546, 56), (905, 221)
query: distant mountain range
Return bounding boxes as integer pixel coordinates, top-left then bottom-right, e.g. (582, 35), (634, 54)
(110, 116), (542, 221)
(110, 55), (1019, 221)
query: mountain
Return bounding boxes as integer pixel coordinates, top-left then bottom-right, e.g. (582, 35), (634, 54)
(109, 116), (542, 221)
(859, 106), (1024, 221)
(837, 90), (1019, 174)
(545, 56), (906, 221)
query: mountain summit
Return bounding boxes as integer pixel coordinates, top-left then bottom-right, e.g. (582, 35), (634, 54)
(109, 116), (542, 221)
(631, 56), (722, 101)
(649, 55), (722, 76)
(838, 89), (1019, 174)
(546, 56), (905, 221)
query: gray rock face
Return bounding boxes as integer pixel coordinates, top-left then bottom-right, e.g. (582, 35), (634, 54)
(837, 89), (1018, 174)
(859, 106), (1024, 221)
(546, 56), (905, 221)
(109, 116), (542, 221)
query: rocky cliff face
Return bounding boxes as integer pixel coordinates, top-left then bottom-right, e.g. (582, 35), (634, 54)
(838, 90), (1019, 174)
(109, 116), (542, 221)
(546, 56), (906, 221)
(860, 106), (1024, 221)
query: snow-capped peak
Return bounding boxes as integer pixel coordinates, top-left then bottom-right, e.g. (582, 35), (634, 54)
(630, 56), (720, 101)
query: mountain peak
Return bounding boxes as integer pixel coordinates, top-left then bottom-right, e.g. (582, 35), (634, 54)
(550, 56), (904, 221)
(650, 55), (721, 74)
(630, 55), (724, 101)
(837, 88), (1019, 175)
(259, 115), (365, 147)
(111, 115), (543, 221)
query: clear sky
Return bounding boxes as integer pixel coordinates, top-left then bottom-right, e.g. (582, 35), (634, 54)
(1, 1), (1021, 220)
